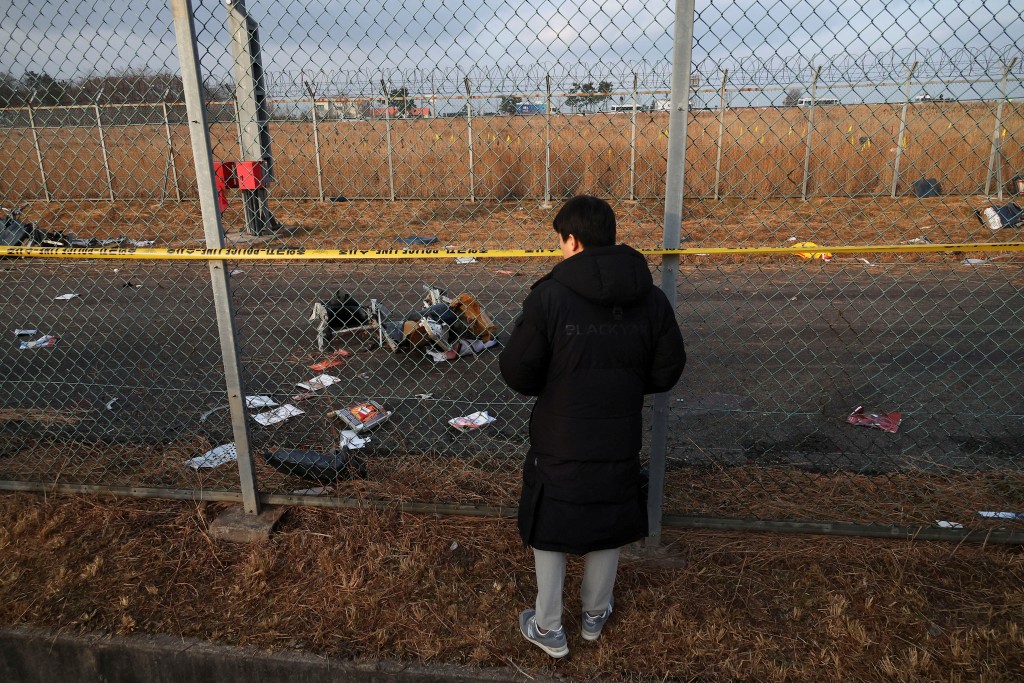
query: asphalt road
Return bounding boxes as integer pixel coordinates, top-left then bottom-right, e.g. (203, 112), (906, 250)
(2, 257), (1023, 493)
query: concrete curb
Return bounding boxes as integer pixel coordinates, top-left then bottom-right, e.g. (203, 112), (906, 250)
(0, 627), (554, 683)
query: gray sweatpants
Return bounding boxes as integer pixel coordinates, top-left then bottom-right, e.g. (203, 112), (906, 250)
(532, 547), (620, 631)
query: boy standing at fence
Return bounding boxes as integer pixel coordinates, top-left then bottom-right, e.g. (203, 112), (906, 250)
(499, 195), (686, 657)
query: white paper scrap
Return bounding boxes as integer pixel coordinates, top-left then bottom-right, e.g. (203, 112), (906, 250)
(245, 395), (279, 408)
(297, 374), (341, 391)
(448, 410), (496, 430)
(977, 511), (1024, 520)
(184, 443), (237, 470)
(455, 257), (478, 264)
(129, 239), (155, 247)
(253, 404), (305, 426)
(19, 335), (57, 350)
(339, 429), (370, 450)
(14, 329), (37, 337)
(54, 293), (79, 300)
(935, 520), (963, 529)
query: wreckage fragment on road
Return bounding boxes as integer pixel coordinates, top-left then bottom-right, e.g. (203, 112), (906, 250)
(309, 285), (497, 357)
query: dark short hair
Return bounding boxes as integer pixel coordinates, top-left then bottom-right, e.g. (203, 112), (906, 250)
(552, 195), (616, 248)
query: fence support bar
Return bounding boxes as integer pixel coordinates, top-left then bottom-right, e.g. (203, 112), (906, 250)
(161, 99), (181, 202)
(305, 77), (324, 202)
(27, 102), (50, 202)
(94, 94), (115, 201)
(629, 72), (638, 201)
(712, 69), (728, 200)
(170, 0), (260, 515)
(542, 74), (552, 208)
(381, 78), (395, 202)
(985, 57), (1017, 198)
(465, 76), (475, 202)
(649, 0), (696, 549)
(891, 61), (918, 198)
(800, 66), (821, 201)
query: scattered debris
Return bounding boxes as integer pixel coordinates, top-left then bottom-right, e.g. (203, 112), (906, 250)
(310, 289), (372, 351)
(847, 406), (901, 433)
(14, 329), (37, 337)
(54, 293), (79, 301)
(977, 511), (1024, 520)
(19, 335), (57, 350)
(311, 285), (498, 359)
(935, 520), (964, 529)
(263, 448), (367, 484)
(792, 242), (832, 262)
(252, 404), (304, 426)
(448, 410), (496, 431)
(961, 258), (992, 265)
(245, 395), (278, 408)
(229, 269), (245, 276)
(912, 177), (942, 198)
(290, 391), (319, 402)
(184, 443), (238, 470)
(297, 374), (341, 391)
(975, 202), (1023, 231)
(904, 237), (930, 245)
(339, 430), (370, 450)
(128, 239), (155, 247)
(199, 405), (229, 422)
(104, 398), (119, 410)
(397, 235), (439, 246)
(291, 485), (334, 495)
(331, 400), (391, 432)
(455, 257), (478, 264)
(414, 393), (434, 400)
(309, 349), (351, 372)
(426, 338), (499, 362)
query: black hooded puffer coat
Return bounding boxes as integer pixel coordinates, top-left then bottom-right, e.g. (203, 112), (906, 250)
(499, 244), (685, 554)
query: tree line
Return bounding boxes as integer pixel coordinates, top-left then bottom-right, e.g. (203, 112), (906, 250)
(0, 70), (233, 107)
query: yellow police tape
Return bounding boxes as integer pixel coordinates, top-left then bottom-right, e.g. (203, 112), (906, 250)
(0, 242), (1022, 260)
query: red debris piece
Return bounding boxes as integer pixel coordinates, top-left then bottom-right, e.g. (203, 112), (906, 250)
(847, 406), (901, 433)
(309, 349), (351, 372)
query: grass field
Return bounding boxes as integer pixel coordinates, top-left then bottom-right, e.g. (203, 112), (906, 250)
(2, 101), (1021, 203)
(1, 493), (1022, 682)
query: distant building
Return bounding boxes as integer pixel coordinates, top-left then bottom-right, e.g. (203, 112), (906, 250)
(515, 102), (546, 115)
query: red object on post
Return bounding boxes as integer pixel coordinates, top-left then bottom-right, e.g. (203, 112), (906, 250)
(212, 161), (237, 214)
(235, 160), (265, 190)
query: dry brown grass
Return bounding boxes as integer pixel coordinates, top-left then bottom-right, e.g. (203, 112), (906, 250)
(2, 102), (1021, 201)
(1, 492), (1022, 682)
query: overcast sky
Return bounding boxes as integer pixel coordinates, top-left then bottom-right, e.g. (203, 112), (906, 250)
(2, 0), (1022, 99)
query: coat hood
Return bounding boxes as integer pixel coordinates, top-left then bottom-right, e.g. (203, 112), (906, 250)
(537, 244), (653, 306)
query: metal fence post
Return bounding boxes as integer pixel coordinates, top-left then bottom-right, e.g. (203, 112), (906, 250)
(890, 61), (918, 198)
(304, 76), (324, 202)
(648, 0), (695, 549)
(628, 72), (638, 201)
(94, 90), (115, 201)
(985, 58), (1017, 199)
(542, 74), (552, 208)
(381, 78), (396, 202)
(27, 100), (50, 203)
(226, 0), (277, 235)
(465, 76), (475, 202)
(170, 0), (261, 515)
(713, 69), (728, 200)
(800, 66), (822, 201)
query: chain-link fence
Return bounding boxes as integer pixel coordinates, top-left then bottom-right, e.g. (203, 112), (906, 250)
(1, 0), (1022, 541)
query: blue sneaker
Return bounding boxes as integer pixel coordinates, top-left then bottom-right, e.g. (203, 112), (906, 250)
(519, 609), (568, 658)
(581, 596), (613, 641)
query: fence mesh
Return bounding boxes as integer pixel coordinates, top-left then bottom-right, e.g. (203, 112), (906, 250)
(1, 0), (1023, 536)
